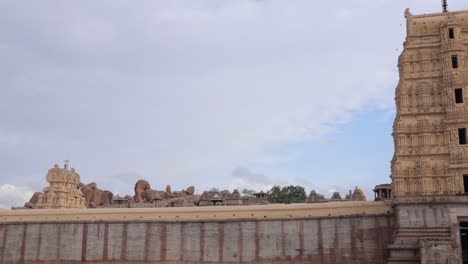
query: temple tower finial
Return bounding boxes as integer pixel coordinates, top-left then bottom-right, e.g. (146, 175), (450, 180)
(442, 0), (448, 13)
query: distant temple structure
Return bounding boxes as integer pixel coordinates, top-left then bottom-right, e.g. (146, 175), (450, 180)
(198, 190), (269, 206)
(373, 183), (392, 201)
(198, 190), (242, 206)
(306, 187), (367, 203)
(26, 164), (86, 209)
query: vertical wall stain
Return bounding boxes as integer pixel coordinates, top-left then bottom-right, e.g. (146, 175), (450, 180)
(255, 221), (260, 261)
(281, 220), (286, 259)
(238, 222), (243, 262)
(180, 223), (185, 261)
(103, 223), (109, 261)
(218, 222), (224, 262)
(200, 222), (205, 263)
(120, 223), (128, 261)
(36, 224), (43, 261)
(56, 223), (62, 260)
(318, 219), (324, 263)
(385, 215), (394, 259)
(374, 217), (382, 259)
(81, 223), (88, 261)
(144, 223), (151, 261)
(299, 220), (304, 259)
(160, 223), (167, 261)
(359, 219), (365, 263)
(332, 219), (338, 263)
(351, 219), (357, 261)
(19, 224), (27, 263)
(0, 225), (6, 262)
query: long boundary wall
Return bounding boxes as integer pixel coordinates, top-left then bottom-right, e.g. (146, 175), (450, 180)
(0, 202), (394, 264)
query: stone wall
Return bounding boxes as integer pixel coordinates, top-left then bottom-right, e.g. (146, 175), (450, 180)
(0, 215), (394, 264)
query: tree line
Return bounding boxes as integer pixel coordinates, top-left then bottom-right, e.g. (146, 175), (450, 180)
(241, 185), (307, 204)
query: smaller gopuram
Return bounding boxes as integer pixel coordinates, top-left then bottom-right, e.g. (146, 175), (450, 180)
(27, 164), (86, 209)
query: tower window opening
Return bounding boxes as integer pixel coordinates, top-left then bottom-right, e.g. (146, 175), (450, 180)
(464, 175), (468, 193)
(449, 28), (455, 39)
(460, 222), (468, 262)
(452, 55), (459, 69)
(459, 128), (467, 145)
(455, 88), (464, 104)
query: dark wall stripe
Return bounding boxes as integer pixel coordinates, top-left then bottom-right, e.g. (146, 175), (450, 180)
(103, 223), (109, 261)
(144, 223), (150, 261)
(1, 224), (7, 262)
(281, 221), (286, 258)
(238, 222), (243, 262)
(199, 222), (205, 262)
(56, 224), (62, 260)
(19, 224), (27, 263)
(299, 220), (304, 259)
(81, 223), (88, 261)
(120, 223), (128, 261)
(160, 223), (167, 261)
(180, 223), (185, 261)
(318, 220), (324, 263)
(255, 221), (260, 261)
(218, 222), (224, 262)
(36, 224), (43, 261)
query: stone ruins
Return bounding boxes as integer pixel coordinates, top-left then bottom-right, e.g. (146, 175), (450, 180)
(306, 187), (367, 203)
(24, 163), (371, 209)
(25, 168), (199, 209)
(24, 164), (86, 209)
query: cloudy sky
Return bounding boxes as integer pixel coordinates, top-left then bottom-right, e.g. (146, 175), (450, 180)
(1, 1), (466, 208)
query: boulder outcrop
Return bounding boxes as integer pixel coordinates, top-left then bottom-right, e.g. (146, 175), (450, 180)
(81, 182), (114, 208)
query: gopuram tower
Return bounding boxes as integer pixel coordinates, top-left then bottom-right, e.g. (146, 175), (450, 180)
(32, 164), (86, 209)
(389, 7), (468, 264)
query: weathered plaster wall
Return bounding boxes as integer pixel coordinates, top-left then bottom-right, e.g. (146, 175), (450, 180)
(0, 214), (394, 264)
(397, 204), (450, 229)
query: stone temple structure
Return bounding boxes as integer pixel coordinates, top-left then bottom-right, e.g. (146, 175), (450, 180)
(26, 164), (86, 209)
(388, 7), (468, 264)
(391, 8), (466, 202)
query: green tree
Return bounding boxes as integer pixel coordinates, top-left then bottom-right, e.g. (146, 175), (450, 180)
(282, 185), (307, 204)
(267, 185), (307, 204)
(267, 185), (283, 203)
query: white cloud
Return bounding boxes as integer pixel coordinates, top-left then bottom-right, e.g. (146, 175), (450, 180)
(227, 167), (280, 192)
(0, 184), (34, 209)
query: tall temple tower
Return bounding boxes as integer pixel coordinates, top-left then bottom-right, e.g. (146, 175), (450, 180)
(389, 7), (468, 264)
(392, 8), (468, 200)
